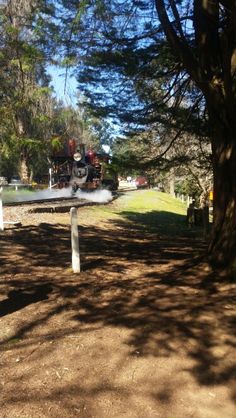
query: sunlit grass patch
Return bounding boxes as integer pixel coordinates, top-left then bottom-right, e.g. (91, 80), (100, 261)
(79, 190), (190, 235)
(117, 190), (187, 215)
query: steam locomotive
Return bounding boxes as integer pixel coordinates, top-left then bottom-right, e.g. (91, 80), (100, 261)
(50, 139), (119, 192)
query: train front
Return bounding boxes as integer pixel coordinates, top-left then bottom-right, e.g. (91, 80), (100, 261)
(70, 148), (102, 193)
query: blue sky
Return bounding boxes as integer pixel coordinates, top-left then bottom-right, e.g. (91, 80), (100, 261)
(47, 65), (78, 107)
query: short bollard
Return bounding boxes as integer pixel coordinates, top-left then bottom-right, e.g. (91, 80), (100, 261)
(70, 207), (80, 273)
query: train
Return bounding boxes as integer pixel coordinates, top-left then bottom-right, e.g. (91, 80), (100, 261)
(50, 139), (119, 193)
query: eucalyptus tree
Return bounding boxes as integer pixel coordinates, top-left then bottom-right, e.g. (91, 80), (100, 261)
(51, 101), (102, 152)
(0, 0), (55, 181)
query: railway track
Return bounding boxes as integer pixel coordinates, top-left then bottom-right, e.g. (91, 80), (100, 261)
(4, 195), (79, 207)
(3, 192), (117, 213)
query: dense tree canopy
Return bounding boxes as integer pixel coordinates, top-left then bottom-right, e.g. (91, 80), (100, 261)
(0, 0), (55, 180)
(0, 0), (103, 181)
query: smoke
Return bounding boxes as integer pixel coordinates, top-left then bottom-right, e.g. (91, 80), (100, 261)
(76, 189), (113, 203)
(2, 186), (113, 204)
(2, 187), (73, 203)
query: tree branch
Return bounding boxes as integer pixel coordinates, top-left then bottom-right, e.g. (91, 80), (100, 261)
(155, 0), (208, 92)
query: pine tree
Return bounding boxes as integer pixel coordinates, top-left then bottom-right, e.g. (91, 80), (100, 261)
(56, 0), (236, 271)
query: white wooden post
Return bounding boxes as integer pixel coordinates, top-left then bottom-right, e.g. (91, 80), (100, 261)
(49, 168), (52, 189)
(0, 187), (3, 231)
(70, 207), (80, 273)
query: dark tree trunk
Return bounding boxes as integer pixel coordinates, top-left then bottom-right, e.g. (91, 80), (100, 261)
(207, 106), (236, 269)
(155, 0), (236, 273)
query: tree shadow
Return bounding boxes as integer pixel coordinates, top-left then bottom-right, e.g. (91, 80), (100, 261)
(0, 223), (72, 274)
(0, 283), (52, 317)
(0, 212), (204, 276)
(0, 208), (235, 409)
(116, 209), (204, 236)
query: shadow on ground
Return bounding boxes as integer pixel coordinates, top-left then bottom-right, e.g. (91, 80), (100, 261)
(0, 209), (235, 407)
(0, 283), (52, 317)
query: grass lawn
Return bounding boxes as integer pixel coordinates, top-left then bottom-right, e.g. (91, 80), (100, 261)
(80, 190), (191, 236)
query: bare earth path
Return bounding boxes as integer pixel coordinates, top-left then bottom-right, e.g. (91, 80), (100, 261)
(0, 191), (235, 418)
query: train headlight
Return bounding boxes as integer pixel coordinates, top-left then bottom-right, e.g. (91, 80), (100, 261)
(73, 152), (82, 161)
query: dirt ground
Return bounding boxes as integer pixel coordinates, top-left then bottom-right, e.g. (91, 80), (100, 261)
(0, 192), (236, 418)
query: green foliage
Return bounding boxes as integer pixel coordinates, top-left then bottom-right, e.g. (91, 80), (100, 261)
(50, 135), (63, 151)
(0, 1), (59, 180)
(51, 0), (210, 190)
(175, 179), (201, 199)
(60, 56), (77, 67)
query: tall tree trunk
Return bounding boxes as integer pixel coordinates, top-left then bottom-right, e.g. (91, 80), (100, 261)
(169, 167), (175, 197)
(19, 151), (29, 183)
(207, 105), (236, 270)
(155, 0), (236, 273)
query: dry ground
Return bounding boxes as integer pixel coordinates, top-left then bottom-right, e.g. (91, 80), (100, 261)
(0, 191), (235, 418)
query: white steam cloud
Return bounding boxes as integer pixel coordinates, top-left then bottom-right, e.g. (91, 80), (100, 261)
(2, 187), (73, 203)
(76, 189), (113, 203)
(2, 186), (113, 204)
